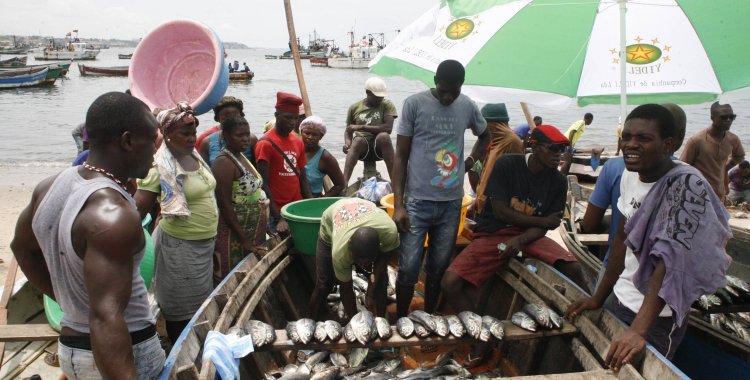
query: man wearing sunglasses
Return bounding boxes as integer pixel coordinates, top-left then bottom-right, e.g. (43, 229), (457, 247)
(308, 198), (400, 322)
(680, 101), (745, 200)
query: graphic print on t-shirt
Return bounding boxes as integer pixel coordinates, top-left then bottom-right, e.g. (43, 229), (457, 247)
(333, 200), (376, 230)
(510, 197), (542, 216)
(666, 173), (708, 250)
(280, 151), (299, 177)
(356, 111), (381, 125)
(430, 143), (460, 188)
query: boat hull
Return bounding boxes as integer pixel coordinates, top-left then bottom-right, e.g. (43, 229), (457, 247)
(327, 57), (371, 69)
(32, 50), (100, 61)
(0, 66), (49, 88)
(78, 63), (129, 77)
(229, 71), (253, 81)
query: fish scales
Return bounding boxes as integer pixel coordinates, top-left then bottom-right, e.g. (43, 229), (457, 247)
(397, 317), (415, 338)
(324, 320), (343, 341)
(512, 311), (537, 332)
(523, 304), (553, 329)
(286, 321), (300, 343)
(482, 315), (504, 340)
(314, 321), (328, 342)
(458, 311), (483, 339)
(432, 315), (449, 337)
(445, 315), (466, 337)
(296, 318), (316, 344)
(375, 317), (392, 339)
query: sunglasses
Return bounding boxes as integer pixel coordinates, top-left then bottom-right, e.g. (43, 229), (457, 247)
(720, 114), (738, 121)
(539, 143), (568, 153)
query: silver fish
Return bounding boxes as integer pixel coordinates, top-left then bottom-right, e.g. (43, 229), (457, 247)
(432, 315), (449, 337)
(282, 364), (298, 373)
(482, 315), (504, 340)
(397, 317), (415, 338)
(295, 363), (311, 375)
(734, 312), (750, 326)
(245, 320), (276, 347)
(408, 310), (437, 332)
(296, 318), (316, 344)
(330, 352), (348, 367)
(362, 373), (391, 380)
(286, 321), (300, 343)
(458, 311), (483, 339)
(478, 320), (492, 342)
(387, 266), (398, 295)
(727, 275), (750, 293)
(545, 305), (564, 329)
(523, 304), (553, 329)
(351, 310), (376, 344)
(412, 320), (431, 338)
(375, 317), (392, 339)
(353, 275), (369, 292)
(340, 366), (367, 377)
(310, 366), (339, 380)
(314, 321), (328, 342)
(311, 362), (330, 373)
(349, 347), (369, 368)
(512, 311), (538, 332)
(372, 358), (401, 373)
(279, 372), (309, 380)
(306, 351), (329, 367)
(344, 322), (357, 343)
(732, 320), (750, 342)
(698, 294), (722, 310)
(725, 284), (741, 299)
(445, 315), (465, 338)
(324, 320), (343, 341)
(327, 292), (341, 302)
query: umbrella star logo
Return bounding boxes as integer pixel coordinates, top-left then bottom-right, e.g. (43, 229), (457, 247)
(445, 18), (474, 40)
(610, 37), (670, 66)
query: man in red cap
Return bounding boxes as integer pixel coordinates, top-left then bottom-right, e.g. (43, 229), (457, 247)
(443, 125), (587, 327)
(255, 92), (312, 234)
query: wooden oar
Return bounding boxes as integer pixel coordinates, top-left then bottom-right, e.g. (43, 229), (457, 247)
(0, 257), (20, 364)
(283, 0), (313, 116)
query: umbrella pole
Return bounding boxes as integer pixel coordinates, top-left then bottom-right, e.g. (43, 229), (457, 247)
(618, 0), (628, 128)
(520, 102), (535, 131)
(283, 0), (313, 116)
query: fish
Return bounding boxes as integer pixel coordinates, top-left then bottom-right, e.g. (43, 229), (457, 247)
(482, 315), (504, 341)
(282, 364), (298, 373)
(698, 294), (722, 310)
(478, 319), (492, 342)
(512, 311), (538, 332)
(286, 321), (300, 343)
(727, 275), (750, 293)
(372, 358), (401, 373)
(432, 315), (449, 337)
(340, 366), (367, 377)
(279, 372), (309, 380)
(387, 266), (398, 294)
(732, 320), (750, 342)
(445, 315), (465, 338)
(311, 362), (330, 373)
(361, 373), (392, 380)
(353, 275), (369, 292)
(545, 305), (564, 329)
(350, 310), (376, 344)
(715, 288), (735, 305)
(457, 311), (483, 339)
(330, 352), (348, 367)
(349, 347), (369, 368)
(724, 284), (741, 299)
(314, 321), (328, 342)
(397, 317), (415, 338)
(296, 318), (316, 344)
(245, 320), (276, 347)
(344, 322), (357, 343)
(310, 366), (339, 380)
(324, 320), (343, 341)
(295, 363), (311, 375)
(408, 310), (437, 332)
(305, 351), (329, 367)
(412, 320), (431, 338)
(523, 304), (553, 329)
(375, 317), (392, 339)
(327, 292), (341, 302)
(734, 312), (750, 326)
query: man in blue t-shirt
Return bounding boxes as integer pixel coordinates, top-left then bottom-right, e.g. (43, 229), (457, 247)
(391, 60), (490, 318)
(513, 115), (542, 144)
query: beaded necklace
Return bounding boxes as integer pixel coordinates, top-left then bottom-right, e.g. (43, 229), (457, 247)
(82, 163), (128, 192)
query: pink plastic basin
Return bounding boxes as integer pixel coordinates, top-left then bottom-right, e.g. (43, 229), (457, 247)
(129, 19), (229, 115)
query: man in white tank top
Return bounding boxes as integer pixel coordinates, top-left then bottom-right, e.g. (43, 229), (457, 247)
(11, 92), (163, 379)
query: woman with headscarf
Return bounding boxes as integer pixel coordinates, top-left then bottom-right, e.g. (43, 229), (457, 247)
(135, 102), (218, 344)
(299, 115), (346, 197)
(211, 116), (269, 282)
(197, 96), (257, 166)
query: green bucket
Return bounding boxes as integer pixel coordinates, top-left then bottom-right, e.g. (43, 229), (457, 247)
(44, 215), (156, 332)
(281, 197), (345, 255)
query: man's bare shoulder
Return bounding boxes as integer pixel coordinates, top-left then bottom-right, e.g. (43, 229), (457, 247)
(77, 188), (142, 243)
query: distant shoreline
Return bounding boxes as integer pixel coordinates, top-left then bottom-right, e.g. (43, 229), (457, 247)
(0, 34), (250, 49)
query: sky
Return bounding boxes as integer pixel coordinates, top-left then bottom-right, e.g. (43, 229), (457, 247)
(1, 0), (437, 48)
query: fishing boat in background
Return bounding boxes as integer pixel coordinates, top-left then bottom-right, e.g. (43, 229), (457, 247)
(0, 56), (27, 68)
(0, 36), (30, 55)
(31, 31), (100, 61)
(77, 63), (128, 77)
(118, 53), (133, 59)
(229, 71), (254, 81)
(0, 66), (50, 89)
(328, 32), (385, 69)
(264, 54), (279, 59)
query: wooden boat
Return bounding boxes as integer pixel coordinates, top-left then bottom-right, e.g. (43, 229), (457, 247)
(310, 57), (328, 67)
(0, 56), (27, 68)
(0, 66), (50, 89)
(264, 55), (279, 59)
(229, 71), (254, 81)
(77, 63), (129, 77)
(159, 237), (686, 379)
(32, 42), (100, 61)
(563, 176), (750, 379)
(118, 53), (133, 59)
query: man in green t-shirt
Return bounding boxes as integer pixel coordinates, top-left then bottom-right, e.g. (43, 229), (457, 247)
(343, 77), (398, 184)
(308, 198), (400, 321)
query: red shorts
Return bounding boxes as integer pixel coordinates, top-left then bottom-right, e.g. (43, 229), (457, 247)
(447, 228), (576, 287)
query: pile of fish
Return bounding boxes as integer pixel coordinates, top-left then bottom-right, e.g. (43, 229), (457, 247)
(707, 312), (750, 343)
(287, 319), (344, 344)
(243, 320), (277, 348)
(265, 349), (501, 379)
(328, 268), (399, 321)
(695, 275), (750, 311)
(510, 303), (564, 332)
(395, 310), (504, 342)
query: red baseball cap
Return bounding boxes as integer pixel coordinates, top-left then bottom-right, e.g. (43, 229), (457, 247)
(529, 125), (570, 145)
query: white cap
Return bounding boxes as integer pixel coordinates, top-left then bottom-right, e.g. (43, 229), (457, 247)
(365, 77), (387, 97)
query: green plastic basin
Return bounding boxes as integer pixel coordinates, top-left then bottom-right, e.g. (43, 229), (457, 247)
(44, 215), (156, 332)
(281, 197), (345, 255)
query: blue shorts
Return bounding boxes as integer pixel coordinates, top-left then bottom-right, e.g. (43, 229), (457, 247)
(59, 333), (165, 380)
(397, 197), (462, 286)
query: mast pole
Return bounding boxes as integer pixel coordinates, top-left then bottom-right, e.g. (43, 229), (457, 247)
(283, 0), (312, 116)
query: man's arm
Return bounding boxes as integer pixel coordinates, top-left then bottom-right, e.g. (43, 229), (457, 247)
(500, 227), (548, 258)
(606, 260), (666, 372)
(80, 191), (144, 379)
(134, 190), (157, 221)
(339, 280), (357, 322)
(392, 135), (412, 233)
(580, 204), (607, 234)
(465, 129), (491, 172)
(256, 160), (278, 217)
(490, 199), (561, 230)
(353, 115), (395, 135)
(367, 248), (397, 316)
(319, 150), (346, 197)
(10, 178), (56, 299)
(678, 138), (697, 164)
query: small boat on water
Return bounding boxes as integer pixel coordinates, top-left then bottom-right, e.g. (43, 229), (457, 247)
(265, 54), (279, 59)
(229, 71), (254, 81)
(328, 32), (385, 70)
(118, 53), (133, 59)
(0, 56), (28, 68)
(77, 63), (129, 77)
(0, 66), (50, 89)
(32, 32), (100, 61)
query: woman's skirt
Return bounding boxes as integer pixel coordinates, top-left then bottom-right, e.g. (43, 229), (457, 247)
(213, 200), (269, 281)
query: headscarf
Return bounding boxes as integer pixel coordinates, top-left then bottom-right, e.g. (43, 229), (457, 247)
(156, 101), (199, 135)
(299, 115), (326, 135)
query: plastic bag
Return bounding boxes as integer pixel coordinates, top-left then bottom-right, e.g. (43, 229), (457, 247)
(355, 177), (392, 203)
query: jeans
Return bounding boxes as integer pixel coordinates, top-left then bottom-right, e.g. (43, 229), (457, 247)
(59, 333), (165, 380)
(397, 197), (462, 286)
(728, 188), (750, 203)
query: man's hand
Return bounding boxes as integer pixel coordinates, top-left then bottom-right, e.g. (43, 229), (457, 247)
(276, 219), (289, 234)
(346, 124), (363, 134)
(564, 297), (602, 321)
(392, 206), (410, 233)
(343, 142), (351, 154)
(499, 237), (524, 258)
(606, 330), (646, 372)
(541, 212), (563, 229)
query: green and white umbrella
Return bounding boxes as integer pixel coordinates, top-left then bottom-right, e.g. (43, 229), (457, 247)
(370, 0), (750, 115)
